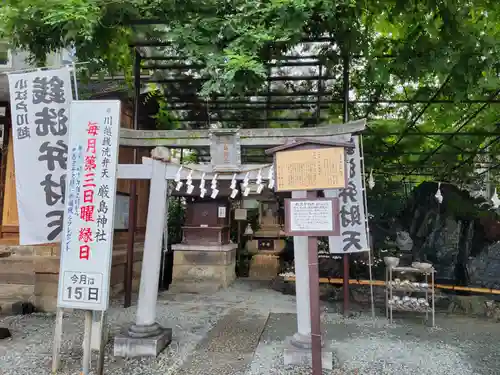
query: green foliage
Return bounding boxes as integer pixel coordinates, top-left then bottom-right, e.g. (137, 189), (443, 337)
(0, 0), (499, 183)
(143, 84), (180, 130)
(167, 197), (184, 245)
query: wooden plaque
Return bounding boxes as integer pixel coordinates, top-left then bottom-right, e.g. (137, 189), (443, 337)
(274, 147), (346, 192)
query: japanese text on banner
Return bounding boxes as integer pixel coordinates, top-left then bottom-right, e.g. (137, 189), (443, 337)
(7, 68), (73, 245)
(57, 100), (120, 311)
(328, 136), (369, 254)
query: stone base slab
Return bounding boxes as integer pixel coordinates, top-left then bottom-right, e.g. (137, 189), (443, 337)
(113, 328), (172, 358)
(171, 243), (237, 293)
(249, 253), (281, 280)
(283, 336), (334, 370)
(283, 346), (334, 370)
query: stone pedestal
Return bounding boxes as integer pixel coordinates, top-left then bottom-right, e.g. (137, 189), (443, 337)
(249, 252), (280, 280)
(170, 243), (237, 293)
(247, 237), (285, 280)
(114, 326), (172, 357)
(283, 334), (334, 370)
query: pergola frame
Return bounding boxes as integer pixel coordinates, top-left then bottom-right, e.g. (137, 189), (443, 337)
(122, 21), (499, 182)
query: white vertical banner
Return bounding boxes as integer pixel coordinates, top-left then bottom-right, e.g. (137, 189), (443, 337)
(57, 100), (121, 311)
(7, 68), (73, 245)
(326, 135), (369, 253)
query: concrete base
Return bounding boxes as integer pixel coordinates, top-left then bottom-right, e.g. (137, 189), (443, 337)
(171, 243), (237, 293)
(249, 253), (281, 280)
(113, 327), (172, 358)
(283, 336), (334, 370)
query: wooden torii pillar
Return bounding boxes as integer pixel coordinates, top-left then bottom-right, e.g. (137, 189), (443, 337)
(113, 120), (366, 358)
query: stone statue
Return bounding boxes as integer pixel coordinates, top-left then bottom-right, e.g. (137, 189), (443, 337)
(395, 231), (413, 252)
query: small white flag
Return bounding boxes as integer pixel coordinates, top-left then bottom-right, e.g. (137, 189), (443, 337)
(211, 188), (219, 199)
(200, 187), (207, 198)
(174, 166), (183, 182)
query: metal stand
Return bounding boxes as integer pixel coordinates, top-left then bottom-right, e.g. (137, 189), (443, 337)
(386, 266), (435, 327)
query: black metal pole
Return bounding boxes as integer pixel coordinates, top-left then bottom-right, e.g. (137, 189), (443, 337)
(124, 49), (141, 308)
(342, 53), (350, 316)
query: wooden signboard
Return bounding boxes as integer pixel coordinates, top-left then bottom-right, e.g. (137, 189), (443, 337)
(274, 147), (345, 192)
(284, 197), (340, 236)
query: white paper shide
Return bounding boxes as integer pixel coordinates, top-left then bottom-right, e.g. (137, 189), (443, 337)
(7, 68), (73, 245)
(289, 200), (333, 233)
(57, 100), (121, 311)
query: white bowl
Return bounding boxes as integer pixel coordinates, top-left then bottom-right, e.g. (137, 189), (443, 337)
(384, 256), (400, 268)
(412, 262), (433, 272)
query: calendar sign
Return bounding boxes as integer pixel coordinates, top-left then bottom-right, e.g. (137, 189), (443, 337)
(62, 271), (104, 304)
(56, 100), (121, 311)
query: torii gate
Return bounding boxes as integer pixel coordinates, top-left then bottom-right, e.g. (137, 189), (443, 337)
(112, 119), (366, 358)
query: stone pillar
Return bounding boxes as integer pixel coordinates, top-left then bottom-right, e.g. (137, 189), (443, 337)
(289, 190), (311, 346)
(114, 159), (172, 357)
(284, 190), (333, 369)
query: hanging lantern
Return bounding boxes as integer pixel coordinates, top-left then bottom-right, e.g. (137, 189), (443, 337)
(435, 182), (443, 204)
(491, 188), (500, 208)
(368, 169), (375, 190)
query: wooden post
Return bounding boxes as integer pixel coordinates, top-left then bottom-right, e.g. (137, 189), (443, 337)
(96, 311), (107, 375)
(307, 191), (322, 375)
(81, 310), (93, 375)
(124, 49), (141, 308)
(51, 308), (64, 374)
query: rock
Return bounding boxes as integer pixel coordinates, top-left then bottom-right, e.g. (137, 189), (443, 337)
(399, 181), (500, 286)
(467, 242), (500, 291)
(11, 301), (36, 315)
(270, 276), (295, 295)
(318, 257), (341, 278)
(447, 295), (488, 316)
(0, 327), (11, 339)
(319, 284), (338, 300)
(485, 300), (500, 321)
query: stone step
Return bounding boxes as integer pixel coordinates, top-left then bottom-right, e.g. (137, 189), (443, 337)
(0, 256), (35, 274)
(0, 283), (34, 299)
(0, 271), (35, 285)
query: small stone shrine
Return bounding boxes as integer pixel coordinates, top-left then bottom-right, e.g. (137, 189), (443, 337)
(170, 128), (242, 293)
(246, 190), (286, 280)
(171, 185), (237, 293)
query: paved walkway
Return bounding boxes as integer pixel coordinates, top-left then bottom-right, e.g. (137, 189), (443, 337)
(1, 280), (500, 374)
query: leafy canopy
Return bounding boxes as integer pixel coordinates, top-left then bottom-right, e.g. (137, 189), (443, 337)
(0, 0), (499, 183)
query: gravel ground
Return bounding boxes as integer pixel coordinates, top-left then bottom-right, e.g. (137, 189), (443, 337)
(1, 280), (500, 374)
